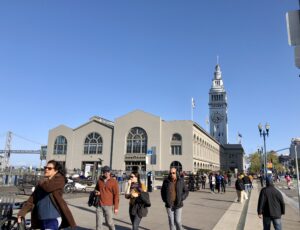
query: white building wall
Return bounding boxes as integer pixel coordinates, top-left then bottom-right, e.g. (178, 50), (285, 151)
(161, 120), (193, 171)
(72, 122), (113, 169)
(47, 125), (73, 169)
(112, 110), (162, 171)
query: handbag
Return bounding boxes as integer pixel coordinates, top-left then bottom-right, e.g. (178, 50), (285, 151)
(88, 191), (100, 207)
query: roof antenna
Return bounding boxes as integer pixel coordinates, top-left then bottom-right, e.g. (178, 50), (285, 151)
(217, 55), (219, 65)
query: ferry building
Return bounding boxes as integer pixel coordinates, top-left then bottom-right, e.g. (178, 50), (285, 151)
(47, 65), (245, 175)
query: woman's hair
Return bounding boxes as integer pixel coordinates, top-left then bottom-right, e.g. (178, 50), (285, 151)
(47, 160), (66, 177)
(131, 171), (141, 186)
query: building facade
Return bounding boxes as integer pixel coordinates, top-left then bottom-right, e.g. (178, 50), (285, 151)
(47, 110), (224, 175)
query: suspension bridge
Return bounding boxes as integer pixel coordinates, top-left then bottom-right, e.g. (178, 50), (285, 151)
(0, 131), (46, 170)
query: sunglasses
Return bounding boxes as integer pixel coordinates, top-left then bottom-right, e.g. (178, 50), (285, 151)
(44, 166), (54, 170)
(130, 176), (135, 178)
(170, 172), (176, 174)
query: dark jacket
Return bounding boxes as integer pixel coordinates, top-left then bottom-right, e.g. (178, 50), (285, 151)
(131, 192), (151, 218)
(257, 185), (285, 218)
(161, 177), (189, 209)
(242, 176), (251, 184)
(18, 173), (76, 229)
(235, 178), (245, 191)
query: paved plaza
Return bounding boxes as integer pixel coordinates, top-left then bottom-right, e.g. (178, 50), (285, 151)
(3, 180), (298, 230)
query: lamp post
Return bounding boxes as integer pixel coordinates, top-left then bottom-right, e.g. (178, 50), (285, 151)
(258, 123), (270, 182)
(257, 147), (263, 173)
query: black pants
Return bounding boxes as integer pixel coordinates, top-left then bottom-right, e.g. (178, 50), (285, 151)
(129, 206), (142, 230)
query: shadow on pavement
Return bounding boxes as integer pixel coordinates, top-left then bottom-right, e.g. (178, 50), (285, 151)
(76, 227), (92, 230)
(200, 197), (234, 203)
(67, 203), (95, 214)
(183, 226), (202, 230)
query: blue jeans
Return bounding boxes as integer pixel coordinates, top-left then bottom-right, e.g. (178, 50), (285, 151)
(263, 216), (282, 230)
(39, 218), (59, 230)
(96, 206), (115, 230)
(166, 207), (183, 230)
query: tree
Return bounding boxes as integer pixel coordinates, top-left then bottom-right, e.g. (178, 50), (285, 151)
(248, 151), (262, 174)
(265, 150), (285, 174)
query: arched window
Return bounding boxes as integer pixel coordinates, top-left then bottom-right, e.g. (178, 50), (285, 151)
(127, 127), (147, 154)
(171, 133), (182, 155)
(54, 136), (67, 155)
(84, 132), (103, 154)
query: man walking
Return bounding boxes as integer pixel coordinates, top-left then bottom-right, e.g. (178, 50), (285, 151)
(95, 166), (119, 230)
(161, 167), (189, 230)
(257, 176), (285, 230)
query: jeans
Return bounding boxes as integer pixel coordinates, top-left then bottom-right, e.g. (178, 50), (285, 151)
(39, 218), (60, 230)
(263, 216), (282, 230)
(244, 184), (251, 194)
(129, 206), (142, 230)
(166, 207), (183, 230)
(96, 206), (115, 230)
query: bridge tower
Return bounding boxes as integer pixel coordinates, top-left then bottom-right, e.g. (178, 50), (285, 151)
(0, 131), (12, 170)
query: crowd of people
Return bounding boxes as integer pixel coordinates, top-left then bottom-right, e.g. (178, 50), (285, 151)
(16, 160), (290, 230)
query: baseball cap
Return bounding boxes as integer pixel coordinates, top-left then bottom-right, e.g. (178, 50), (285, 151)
(101, 166), (111, 172)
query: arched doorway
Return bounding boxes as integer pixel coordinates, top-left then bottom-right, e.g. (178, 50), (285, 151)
(125, 127), (148, 171)
(170, 161), (182, 173)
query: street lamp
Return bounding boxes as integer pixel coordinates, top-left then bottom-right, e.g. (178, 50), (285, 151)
(258, 123), (270, 182)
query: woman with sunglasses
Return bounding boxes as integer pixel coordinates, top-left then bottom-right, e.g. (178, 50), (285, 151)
(17, 160), (76, 230)
(125, 171), (147, 230)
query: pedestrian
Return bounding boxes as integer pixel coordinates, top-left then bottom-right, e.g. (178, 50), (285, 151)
(249, 174), (254, 189)
(95, 166), (119, 230)
(215, 172), (222, 193)
(257, 176), (285, 230)
(125, 171), (148, 230)
(235, 174), (245, 203)
(209, 172), (216, 193)
(242, 174), (251, 196)
(17, 160), (76, 230)
(227, 172), (232, 186)
(221, 174), (226, 193)
(285, 174), (291, 189)
(161, 167), (189, 230)
(259, 174), (264, 187)
(201, 174), (206, 189)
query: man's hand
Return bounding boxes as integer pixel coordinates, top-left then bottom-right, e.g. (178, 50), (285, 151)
(95, 190), (100, 196)
(17, 216), (22, 223)
(258, 214), (262, 219)
(114, 209), (118, 214)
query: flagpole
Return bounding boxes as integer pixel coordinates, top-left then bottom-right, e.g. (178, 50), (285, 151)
(191, 102), (194, 121)
(191, 97), (194, 121)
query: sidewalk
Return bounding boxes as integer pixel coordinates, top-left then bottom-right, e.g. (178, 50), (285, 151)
(64, 187), (237, 230)
(220, 180), (300, 230)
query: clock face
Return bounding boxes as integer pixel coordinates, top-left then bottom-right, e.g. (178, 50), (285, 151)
(211, 112), (223, 123)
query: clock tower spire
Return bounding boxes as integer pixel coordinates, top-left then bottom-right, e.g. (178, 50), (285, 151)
(208, 64), (228, 144)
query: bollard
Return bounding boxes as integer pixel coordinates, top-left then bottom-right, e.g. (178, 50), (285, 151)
(14, 175), (18, 186)
(5, 175), (9, 185)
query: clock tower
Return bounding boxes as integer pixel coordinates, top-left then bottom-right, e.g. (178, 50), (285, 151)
(208, 64), (228, 144)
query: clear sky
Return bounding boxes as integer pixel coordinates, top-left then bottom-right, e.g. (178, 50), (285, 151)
(0, 1), (299, 167)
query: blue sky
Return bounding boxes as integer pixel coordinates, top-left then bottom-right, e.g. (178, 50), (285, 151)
(0, 1), (299, 167)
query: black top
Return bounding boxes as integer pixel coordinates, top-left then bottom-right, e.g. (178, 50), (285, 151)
(257, 185), (285, 218)
(161, 177), (189, 209)
(235, 178), (245, 191)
